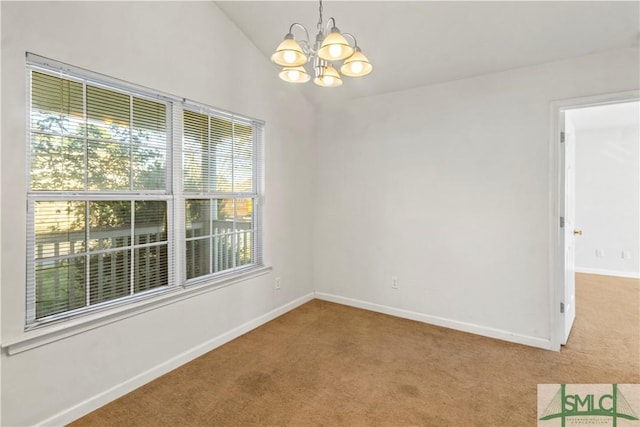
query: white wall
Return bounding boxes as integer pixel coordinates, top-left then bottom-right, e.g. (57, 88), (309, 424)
(313, 48), (639, 348)
(1, 2), (315, 426)
(573, 122), (640, 278)
(1, 2), (638, 424)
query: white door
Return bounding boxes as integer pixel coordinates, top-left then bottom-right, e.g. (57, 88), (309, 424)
(562, 113), (577, 345)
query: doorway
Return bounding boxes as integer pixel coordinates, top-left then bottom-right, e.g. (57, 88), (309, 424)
(550, 90), (640, 351)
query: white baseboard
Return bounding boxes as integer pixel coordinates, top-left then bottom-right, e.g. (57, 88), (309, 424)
(575, 267), (640, 279)
(37, 292), (315, 427)
(314, 292), (552, 351)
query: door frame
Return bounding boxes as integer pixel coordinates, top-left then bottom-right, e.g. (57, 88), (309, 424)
(549, 90), (640, 351)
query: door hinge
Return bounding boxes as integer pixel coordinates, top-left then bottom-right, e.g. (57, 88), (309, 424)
(560, 132), (565, 143)
(560, 302), (565, 313)
(560, 216), (565, 228)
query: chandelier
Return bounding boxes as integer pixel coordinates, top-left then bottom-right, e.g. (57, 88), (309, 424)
(270, 0), (373, 87)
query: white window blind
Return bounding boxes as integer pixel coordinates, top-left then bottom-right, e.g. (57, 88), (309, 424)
(25, 54), (265, 326)
(27, 63), (173, 324)
(183, 107), (263, 281)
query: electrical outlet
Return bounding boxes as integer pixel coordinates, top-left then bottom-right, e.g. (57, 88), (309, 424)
(391, 276), (399, 289)
(275, 277), (281, 290)
(622, 251), (631, 260)
(596, 249), (605, 257)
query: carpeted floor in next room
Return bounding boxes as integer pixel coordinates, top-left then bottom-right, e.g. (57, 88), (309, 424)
(71, 273), (639, 426)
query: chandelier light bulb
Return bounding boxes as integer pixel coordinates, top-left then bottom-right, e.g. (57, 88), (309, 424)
(287, 69), (300, 81)
(283, 51), (297, 64)
(328, 44), (343, 58)
(350, 61), (363, 74)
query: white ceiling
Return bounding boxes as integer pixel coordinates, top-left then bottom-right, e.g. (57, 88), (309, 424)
(569, 101), (640, 131)
(216, 1), (640, 105)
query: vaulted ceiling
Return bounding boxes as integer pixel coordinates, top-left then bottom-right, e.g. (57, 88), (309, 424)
(216, 1), (639, 105)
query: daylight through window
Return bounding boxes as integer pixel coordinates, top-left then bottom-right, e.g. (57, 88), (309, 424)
(183, 110), (261, 280)
(26, 58), (264, 325)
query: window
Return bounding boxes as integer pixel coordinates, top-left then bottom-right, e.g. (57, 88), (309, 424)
(27, 69), (171, 323)
(183, 109), (262, 281)
(26, 56), (263, 326)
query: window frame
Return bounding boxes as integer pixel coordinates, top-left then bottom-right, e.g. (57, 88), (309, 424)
(24, 54), (265, 329)
(181, 104), (263, 285)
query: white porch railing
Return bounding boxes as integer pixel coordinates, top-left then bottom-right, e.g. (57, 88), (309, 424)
(185, 220), (253, 279)
(35, 220), (252, 316)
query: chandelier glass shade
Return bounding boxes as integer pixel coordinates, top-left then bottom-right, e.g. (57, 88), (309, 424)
(340, 48), (373, 77)
(271, 0), (372, 87)
(279, 66), (311, 83)
(314, 64), (342, 88)
(317, 29), (354, 61)
(271, 35), (307, 67)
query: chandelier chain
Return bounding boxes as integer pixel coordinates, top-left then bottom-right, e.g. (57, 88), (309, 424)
(317, 0), (323, 32)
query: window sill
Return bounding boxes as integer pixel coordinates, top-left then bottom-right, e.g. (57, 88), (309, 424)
(3, 265), (272, 355)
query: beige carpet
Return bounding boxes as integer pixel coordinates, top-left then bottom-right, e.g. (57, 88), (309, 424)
(71, 273), (639, 426)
